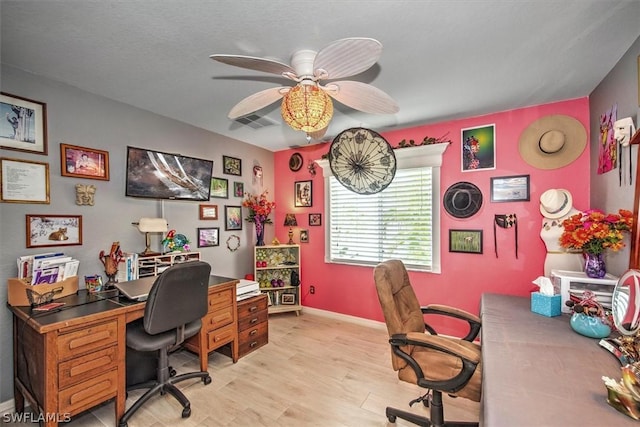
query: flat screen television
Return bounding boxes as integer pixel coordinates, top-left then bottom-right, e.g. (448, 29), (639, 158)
(125, 146), (213, 201)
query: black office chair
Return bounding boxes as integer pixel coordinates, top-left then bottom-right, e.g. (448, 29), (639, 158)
(119, 261), (212, 427)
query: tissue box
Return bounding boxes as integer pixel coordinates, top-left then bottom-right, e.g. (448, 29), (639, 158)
(531, 292), (561, 317)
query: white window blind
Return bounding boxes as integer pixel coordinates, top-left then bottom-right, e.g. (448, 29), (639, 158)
(328, 167), (435, 271)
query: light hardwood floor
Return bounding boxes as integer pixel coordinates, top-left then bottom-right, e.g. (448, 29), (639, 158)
(8, 311), (480, 426)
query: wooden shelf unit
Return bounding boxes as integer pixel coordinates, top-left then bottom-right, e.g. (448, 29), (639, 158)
(254, 245), (301, 315)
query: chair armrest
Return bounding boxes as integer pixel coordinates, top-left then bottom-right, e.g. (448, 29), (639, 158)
(421, 304), (481, 341)
(389, 332), (480, 393)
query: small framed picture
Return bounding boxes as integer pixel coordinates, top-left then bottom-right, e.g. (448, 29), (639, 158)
(294, 180), (312, 207)
(309, 213), (322, 226)
(210, 177), (228, 199)
(449, 229), (483, 254)
(225, 205), (243, 230)
(490, 174), (530, 202)
(199, 204), (218, 220)
(281, 293), (296, 305)
(26, 214), (83, 248)
(461, 124), (496, 172)
(60, 143), (110, 181)
(0, 92), (48, 154)
(1, 158), (50, 204)
(300, 229), (309, 243)
(223, 155), (242, 176)
(197, 227), (220, 247)
(234, 181), (244, 197)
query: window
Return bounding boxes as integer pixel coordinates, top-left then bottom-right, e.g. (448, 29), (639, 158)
(317, 143), (448, 273)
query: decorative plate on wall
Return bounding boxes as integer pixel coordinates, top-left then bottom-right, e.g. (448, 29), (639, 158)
(328, 127), (396, 195)
(289, 153), (303, 171)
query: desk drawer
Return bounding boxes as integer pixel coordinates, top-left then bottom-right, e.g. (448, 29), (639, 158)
(238, 309), (267, 332)
(207, 323), (235, 350)
(58, 320), (118, 360)
(237, 295), (267, 317)
(58, 368), (118, 415)
(208, 288), (233, 312)
(237, 323), (268, 357)
(58, 346), (118, 389)
(204, 305), (235, 330)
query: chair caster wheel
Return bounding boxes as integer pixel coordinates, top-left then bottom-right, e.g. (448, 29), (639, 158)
(182, 406), (191, 418)
(118, 422), (128, 427)
(169, 367), (177, 377)
(387, 415), (396, 423)
(203, 375), (212, 385)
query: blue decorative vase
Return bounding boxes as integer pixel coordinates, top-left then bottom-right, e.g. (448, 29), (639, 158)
(584, 252), (606, 278)
(570, 313), (611, 338)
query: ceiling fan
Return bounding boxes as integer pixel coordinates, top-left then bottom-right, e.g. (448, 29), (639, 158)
(210, 37), (399, 139)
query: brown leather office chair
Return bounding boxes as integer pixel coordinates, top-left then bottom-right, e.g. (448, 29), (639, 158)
(373, 259), (482, 427)
(119, 261), (212, 427)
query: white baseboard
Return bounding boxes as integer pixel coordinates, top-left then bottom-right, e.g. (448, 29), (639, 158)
(0, 399), (15, 415)
(301, 306), (387, 331)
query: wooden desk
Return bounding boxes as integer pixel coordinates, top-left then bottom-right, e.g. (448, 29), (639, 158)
(8, 275), (238, 427)
(480, 293), (635, 426)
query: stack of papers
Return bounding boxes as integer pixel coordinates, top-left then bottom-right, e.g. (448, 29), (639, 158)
(17, 252), (80, 285)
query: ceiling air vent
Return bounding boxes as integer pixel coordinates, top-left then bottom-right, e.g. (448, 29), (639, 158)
(235, 114), (278, 129)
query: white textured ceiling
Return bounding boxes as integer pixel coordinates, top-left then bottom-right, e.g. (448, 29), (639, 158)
(1, 1), (639, 152)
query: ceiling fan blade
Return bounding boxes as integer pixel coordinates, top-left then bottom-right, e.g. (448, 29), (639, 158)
(324, 81), (399, 114)
(228, 87), (289, 119)
(313, 38), (382, 80)
(210, 54), (296, 77)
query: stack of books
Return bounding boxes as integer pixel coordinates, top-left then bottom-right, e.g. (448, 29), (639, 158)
(17, 252), (80, 285)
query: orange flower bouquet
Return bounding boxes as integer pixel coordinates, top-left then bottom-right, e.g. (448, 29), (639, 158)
(242, 190), (276, 246)
(559, 209), (633, 255)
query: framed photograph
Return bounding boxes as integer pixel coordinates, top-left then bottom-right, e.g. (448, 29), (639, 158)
(225, 205), (243, 230)
(199, 204), (218, 220)
(0, 92), (48, 154)
(223, 155), (242, 176)
(490, 174), (530, 202)
(60, 143), (110, 180)
(26, 215), (83, 248)
(461, 124), (496, 172)
(294, 180), (312, 207)
(449, 229), (483, 254)
(300, 229), (309, 243)
(309, 213), (322, 226)
(197, 227), (220, 247)
(234, 181), (244, 197)
(281, 293), (296, 305)
(1, 158), (50, 204)
(210, 177), (229, 199)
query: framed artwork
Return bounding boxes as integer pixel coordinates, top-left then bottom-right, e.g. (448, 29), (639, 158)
(60, 143), (110, 180)
(199, 204), (218, 220)
(197, 227), (220, 247)
(0, 92), (48, 154)
(309, 213), (322, 226)
(490, 174), (530, 202)
(281, 293), (296, 305)
(461, 124), (496, 172)
(210, 177), (229, 199)
(225, 205), (243, 230)
(449, 229), (483, 254)
(300, 229), (309, 243)
(234, 181), (244, 197)
(223, 155), (242, 176)
(26, 214), (83, 248)
(1, 158), (50, 204)
(294, 180), (312, 207)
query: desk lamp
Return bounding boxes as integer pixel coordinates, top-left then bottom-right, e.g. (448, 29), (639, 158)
(284, 214), (298, 244)
(134, 218), (168, 255)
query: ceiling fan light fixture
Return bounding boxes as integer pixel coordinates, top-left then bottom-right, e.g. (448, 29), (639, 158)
(281, 84), (333, 133)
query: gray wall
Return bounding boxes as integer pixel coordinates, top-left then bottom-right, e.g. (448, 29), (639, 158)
(0, 65), (274, 403)
(589, 36), (640, 276)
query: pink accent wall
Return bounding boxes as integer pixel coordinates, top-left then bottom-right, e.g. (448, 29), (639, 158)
(273, 98), (590, 335)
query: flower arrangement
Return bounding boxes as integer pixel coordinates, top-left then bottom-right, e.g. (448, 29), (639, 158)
(559, 209), (633, 255)
(242, 190), (276, 224)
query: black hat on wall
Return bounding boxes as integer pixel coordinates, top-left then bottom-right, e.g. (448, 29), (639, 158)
(443, 182), (483, 218)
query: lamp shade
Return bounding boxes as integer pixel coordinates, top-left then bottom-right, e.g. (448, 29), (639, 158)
(281, 84), (333, 133)
(283, 214), (298, 227)
(136, 217), (168, 233)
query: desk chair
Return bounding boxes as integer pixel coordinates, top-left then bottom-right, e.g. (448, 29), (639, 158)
(119, 261), (212, 427)
(373, 260), (482, 427)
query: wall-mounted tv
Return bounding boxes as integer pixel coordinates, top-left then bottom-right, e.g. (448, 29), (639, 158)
(125, 146), (213, 201)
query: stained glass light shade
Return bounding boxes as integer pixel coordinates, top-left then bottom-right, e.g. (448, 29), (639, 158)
(281, 84), (333, 133)
(329, 127), (396, 195)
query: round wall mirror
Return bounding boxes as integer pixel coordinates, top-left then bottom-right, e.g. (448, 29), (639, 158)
(612, 269), (640, 335)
